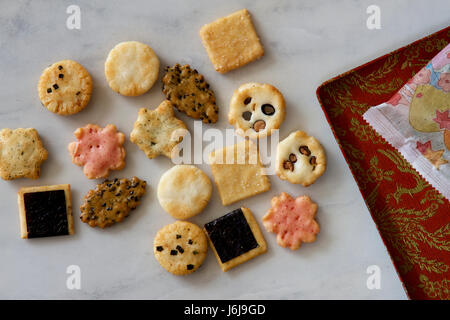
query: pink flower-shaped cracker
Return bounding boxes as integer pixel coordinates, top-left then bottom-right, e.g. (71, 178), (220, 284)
(68, 124), (126, 179)
(262, 192), (319, 250)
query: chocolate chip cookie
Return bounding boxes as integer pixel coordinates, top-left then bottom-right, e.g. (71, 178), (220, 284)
(80, 177), (146, 228)
(162, 64), (218, 123)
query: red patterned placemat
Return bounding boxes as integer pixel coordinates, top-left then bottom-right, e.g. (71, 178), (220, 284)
(317, 27), (450, 300)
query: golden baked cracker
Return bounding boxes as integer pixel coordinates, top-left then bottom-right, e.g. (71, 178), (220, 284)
(199, 9), (264, 73)
(80, 177), (146, 228)
(208, 140), (270, 206)
(204, 207), (267, 272)
(105, 41), (159, 96)
(162, 64), (219, 123)
(157, 165), (212, 219)
(276, 131), (327, 186)
(0, 128), (48, 180)
(130, 100), (188, 159)
(18, 184), (74, 239)
(409, 84), (449, 132)
(154, 221), (208, 275)
(229, 82), (286, 139)
(38, 60), (92, 115)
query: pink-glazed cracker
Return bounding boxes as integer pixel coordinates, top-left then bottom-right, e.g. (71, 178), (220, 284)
(68, 124), (126, 179)
(262, 192), (319, 250)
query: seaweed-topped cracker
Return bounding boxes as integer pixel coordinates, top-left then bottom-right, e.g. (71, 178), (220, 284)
(204, 207), (266, 272)
(199, 9), (264, 73)
(80, 177), (146, 228)
(38, 60), (93, 115)
(17, 184), (74, 239)
(153, 221), (208, 275)
(0, 128), (48, 180)
(162, 64), (218, 123)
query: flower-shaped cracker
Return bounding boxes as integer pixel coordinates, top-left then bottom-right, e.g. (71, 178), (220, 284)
(68, 124), (126, 179)
(262, 192), (319, 250)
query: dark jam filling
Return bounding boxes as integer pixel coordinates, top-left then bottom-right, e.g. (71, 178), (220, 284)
(23, 190), (68, 238)
(204, 208), (258, 263)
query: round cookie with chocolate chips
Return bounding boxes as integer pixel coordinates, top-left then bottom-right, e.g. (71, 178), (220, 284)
(228, 83), (285, 139)
(154, 221), (208, 275)
(38, 60), (93, 115)
(276, 131), (326, 186)
(80, 176), (146, 228)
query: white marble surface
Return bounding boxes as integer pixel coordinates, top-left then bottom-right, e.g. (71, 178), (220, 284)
(1, 0), (448, 300)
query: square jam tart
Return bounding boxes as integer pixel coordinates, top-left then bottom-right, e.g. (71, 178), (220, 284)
(204, 207), (266, 272)
(17, 184), (74, 239)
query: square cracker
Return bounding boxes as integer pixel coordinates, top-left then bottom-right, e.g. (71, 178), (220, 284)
(199, 9), (264, 73)
(209, 140), (270, 206)
(18, 184), (74, 239)
(205, 207), (267, 272)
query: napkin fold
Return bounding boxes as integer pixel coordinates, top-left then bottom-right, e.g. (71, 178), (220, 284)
(363, 43), (450, 200)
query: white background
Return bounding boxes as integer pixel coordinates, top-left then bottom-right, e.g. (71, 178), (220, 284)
(1, 0), (448, 299)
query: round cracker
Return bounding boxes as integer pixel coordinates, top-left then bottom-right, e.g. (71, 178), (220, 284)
(105, 41), (159, 96)
(275, 131), (326, 186)
(157, 165), (212, 219)
(228, 82), (286, 139)
(38, 60), (92, 115)
(153, 221), (208, 275)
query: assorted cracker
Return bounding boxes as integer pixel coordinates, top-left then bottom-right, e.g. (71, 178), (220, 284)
(67, 124), (126, 179)
(229, 82), (286, 139)
(276, 131), (327, 186)
(154, 221), (208, 275)
(162, 64), (219, 123)
(157, 165), (212, 219)
(130, 100), (188, 159)
(209, 140), (270, 206)
(38, 60), (93, 115)
(204, 207), (267, 272)
(80, 177), (147, 228)
(262, 192), (320, 250)
(200, 9), (264, 73)
(105, 41), (160, 96)
(18, 184), (74, 239)
(0, 128), (48, 180)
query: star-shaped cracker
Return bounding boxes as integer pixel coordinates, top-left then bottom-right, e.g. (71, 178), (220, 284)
(262, 192), (319, 250)
(424, 149), (448, 169)
(0, 128), (48, 180)
(130, 100), (188, 159)
(68, 124), (126, 179)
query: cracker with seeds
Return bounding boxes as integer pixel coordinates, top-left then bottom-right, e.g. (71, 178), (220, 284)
(80, 177), (146, 228)
(0, 128), (48, 180)
(276, 131), (326, 186)
(130, 100), (188, 159)
(208, 140), (270, 206)
(204, 207), (267, 272)
(154, 221), (208, 275)
(162, 64), (218, 123)
(18, 184), (74, 239)
(199, 9), (264, 73)
(38, 60), (92, 115)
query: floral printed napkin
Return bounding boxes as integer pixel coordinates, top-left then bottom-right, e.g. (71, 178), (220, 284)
(363, 43), (450, 200)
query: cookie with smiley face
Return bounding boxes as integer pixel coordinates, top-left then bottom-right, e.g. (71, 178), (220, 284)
(228, 83), (285, 139)
(276, 131), (326, 186)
